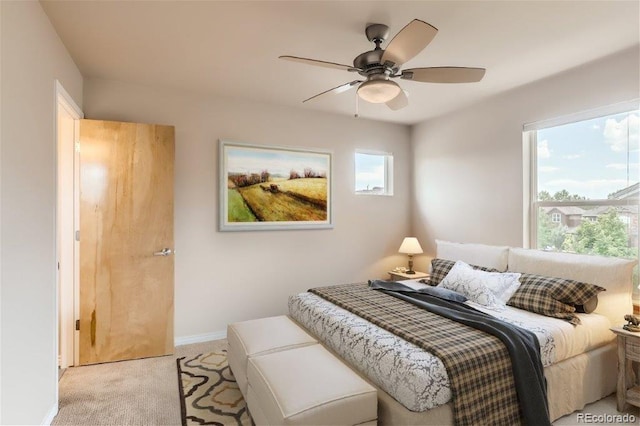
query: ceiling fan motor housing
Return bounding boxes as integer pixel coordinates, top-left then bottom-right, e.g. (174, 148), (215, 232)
(353, 50), (384, 72)
(355, 23), (399, 78)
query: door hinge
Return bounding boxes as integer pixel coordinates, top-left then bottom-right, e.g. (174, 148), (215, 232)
(57, 262), (60, 270)
(75, 320), (80, 331)
(75, 230), (80, 241)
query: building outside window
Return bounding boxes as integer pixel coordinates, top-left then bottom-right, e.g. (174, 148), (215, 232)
(354, 150), (393, 196)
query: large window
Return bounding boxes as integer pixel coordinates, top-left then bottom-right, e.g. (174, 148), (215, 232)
(526, 104), (639, 263)
(354, 150), (393, 195)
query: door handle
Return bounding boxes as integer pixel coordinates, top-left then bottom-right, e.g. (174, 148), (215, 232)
(153, 248), (173, 256)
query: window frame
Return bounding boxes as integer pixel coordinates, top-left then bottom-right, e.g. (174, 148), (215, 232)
(354, 149), (394, 196)
(525, 100), (639, 251)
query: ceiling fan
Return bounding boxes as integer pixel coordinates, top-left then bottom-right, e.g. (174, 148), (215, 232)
(279, 19), (485, 111)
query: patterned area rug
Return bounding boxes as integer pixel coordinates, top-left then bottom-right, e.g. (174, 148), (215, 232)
(177, 350), (253, 426)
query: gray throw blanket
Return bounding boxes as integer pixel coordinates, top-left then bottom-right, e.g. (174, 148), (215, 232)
(310, 282), (550, 426)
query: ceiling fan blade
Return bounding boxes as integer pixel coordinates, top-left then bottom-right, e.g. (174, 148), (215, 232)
(381, 19), (438, 67)
(386, 90), (408, 111)
(303, 80), (362, 103)
(401, 67), (486, 83)
(279, 55), (360, 72)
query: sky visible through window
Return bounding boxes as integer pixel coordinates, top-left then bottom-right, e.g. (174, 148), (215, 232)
(355, 152), (385, 191)
(537, 110), (639, 199)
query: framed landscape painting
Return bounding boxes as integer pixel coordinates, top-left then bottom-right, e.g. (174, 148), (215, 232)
(219, 140), (333, 231)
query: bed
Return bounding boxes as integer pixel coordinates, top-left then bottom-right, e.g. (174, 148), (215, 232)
(288, 241), (637, 425)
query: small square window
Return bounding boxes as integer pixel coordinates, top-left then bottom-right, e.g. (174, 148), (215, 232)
(355, 151), (393, 196)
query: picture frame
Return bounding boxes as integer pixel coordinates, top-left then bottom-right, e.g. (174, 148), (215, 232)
(219, 140), (333, 231)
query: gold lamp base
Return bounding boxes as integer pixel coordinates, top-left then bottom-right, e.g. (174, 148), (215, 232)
(406, 254), (415, 274)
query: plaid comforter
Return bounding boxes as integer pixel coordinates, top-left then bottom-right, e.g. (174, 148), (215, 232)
(310, 283), (529, 426)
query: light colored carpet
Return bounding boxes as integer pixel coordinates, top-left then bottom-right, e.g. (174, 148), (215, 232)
(53, 338), (637, 425)
(53, 340), (226, 426)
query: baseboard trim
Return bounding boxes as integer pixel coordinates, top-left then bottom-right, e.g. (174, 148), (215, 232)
(42, 401), (58, 425)
(175, 330), (227, 346)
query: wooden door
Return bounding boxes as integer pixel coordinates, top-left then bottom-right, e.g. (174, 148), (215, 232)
(79, 119), (175, 365)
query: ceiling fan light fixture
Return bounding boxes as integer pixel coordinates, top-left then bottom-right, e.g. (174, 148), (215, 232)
(357, 79), (401, 103)
(281, 18), (484, 111)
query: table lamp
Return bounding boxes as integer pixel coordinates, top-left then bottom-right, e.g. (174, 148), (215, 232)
(398, 237), (423, 274)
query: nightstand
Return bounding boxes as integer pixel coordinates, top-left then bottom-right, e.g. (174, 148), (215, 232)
(611, 327), (640, 411)
(388, 271), (429, 281)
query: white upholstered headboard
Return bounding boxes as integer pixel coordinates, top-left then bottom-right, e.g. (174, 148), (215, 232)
(435, 240), (637, 324)
(436, 240), (509, 271)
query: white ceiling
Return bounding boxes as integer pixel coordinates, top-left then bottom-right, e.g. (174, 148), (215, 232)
(41, 1), (640, 125)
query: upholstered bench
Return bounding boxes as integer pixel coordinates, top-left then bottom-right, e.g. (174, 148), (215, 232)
(227, 315), (318, 396)
(246, 344), (378, 426)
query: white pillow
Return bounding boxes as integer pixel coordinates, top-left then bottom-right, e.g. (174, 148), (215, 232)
(497, 276), (522, 303)
(438, 261), (516, 309)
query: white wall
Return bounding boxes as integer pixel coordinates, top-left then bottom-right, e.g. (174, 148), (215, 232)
(83, 78), (412, 341)
(0, 1), (83, 424)
(411, 46), (640, 260)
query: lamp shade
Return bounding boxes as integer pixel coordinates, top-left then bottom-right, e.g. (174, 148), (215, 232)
(398, 237), (423, 254)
